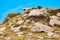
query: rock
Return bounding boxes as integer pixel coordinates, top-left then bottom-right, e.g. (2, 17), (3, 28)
(25, 20), (30, 23)
(31, 22), (53, 32)
(19, 25), (28, 31)
(49, 15), (60, 26)
(25, 35), (35, 40)
(11, 26), (20, 32)
(8, 22), (12, 26)
(52, 34), (60, 38)
(37, 36), (43, 40)
(0, 32), (6, 37)
(47, 31), (60, 38)
(28, 8), (48, 17)
(31, 25), (43, 32)
(27, 33), (33, 36)
(24, 20), (30, 24)
(43, 25), (54, 32)
(55, 31), (60, 35)
(5, 36), (11, 40)
(16, 32), (23, 36)
(49, 20), (55, 26)
(56, 12), (60, 17)
(50, 15), (58, 19)
(16, 20), (24, 24)
(0, 27), (6, 32)
(47, 32), (54, 37)
(29, 9), (41, 16)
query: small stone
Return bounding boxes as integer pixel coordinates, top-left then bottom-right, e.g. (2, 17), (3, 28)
(24, 20), (30, 24)
(0, 27), (6, 31)
(38, 36), (43, 39)
(37, 36), (43, 40)
(21, 25), (26, 27)
(16, 32), (23, 36)
(56, 12), (60, 17)
(5, 37), (11, 40)
(11, 26), (20, 32)
(17, 20), (24, 24)
(55, 31), (60, 35)
(25, 36), (34, 40)
(27, 33), (33, 36)
(47, 32), (54, 37)
(0, 32), (6, 37)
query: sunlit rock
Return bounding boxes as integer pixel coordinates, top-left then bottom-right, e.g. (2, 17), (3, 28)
(16, 20), (24, 24)
(0, 27), (6, 32)
(0, 32), (6, 37)
(56, 12), (60, 17)
(49, 15), (60, 26)
(29, 8), (48, 17)
(11, 26), (20, 32)
(47, 32), (54, 38)
(24, 20), (30, 24)
(31, 22), (53, 32)
(5, 36), (11, 40)
(37, 36), (43, 40)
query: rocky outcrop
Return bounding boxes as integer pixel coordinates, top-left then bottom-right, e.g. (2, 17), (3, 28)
(0, 6), (60, 40)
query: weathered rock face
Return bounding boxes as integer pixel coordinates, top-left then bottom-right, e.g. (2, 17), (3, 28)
(31, 22), (54, 32)
(49, 15), (60, 26)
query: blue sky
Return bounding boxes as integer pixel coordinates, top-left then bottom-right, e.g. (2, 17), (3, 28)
(0, 0), (60, 24)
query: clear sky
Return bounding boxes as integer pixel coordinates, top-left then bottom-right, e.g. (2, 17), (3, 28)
(0, 0), (60, 24)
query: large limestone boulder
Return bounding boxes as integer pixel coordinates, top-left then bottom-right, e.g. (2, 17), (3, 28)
(31, 22), (54, 32)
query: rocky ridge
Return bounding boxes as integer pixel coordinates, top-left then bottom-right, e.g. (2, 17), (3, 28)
(0, 6), (60, 40)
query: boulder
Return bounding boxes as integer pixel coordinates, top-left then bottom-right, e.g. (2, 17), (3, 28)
(31, 22), (53, 32)
(49, 15), (60, 26)
(56, 12), (60, 17)
(16, 20), (24, 24)
(28, 8), (48, 17)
